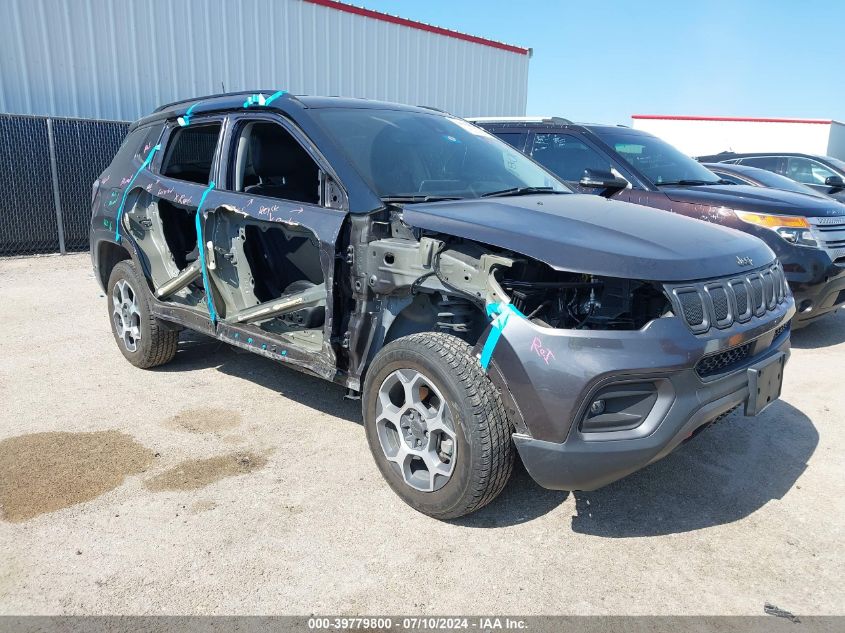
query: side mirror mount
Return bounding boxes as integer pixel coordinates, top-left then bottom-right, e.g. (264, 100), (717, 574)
(579, 169), (629, 198)
(824, 175), (845, 191)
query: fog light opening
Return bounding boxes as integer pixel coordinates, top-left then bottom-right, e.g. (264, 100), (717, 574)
(798, 299), (813, 313)
(580, 382), (659, 433)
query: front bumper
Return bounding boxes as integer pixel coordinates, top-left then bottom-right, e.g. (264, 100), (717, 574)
(482, 296), (794, 491)
(788, 258), (845, 326)
(758, 232), (845, 327)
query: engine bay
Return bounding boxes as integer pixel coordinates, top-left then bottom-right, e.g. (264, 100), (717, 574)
(497, 261), (672, 331)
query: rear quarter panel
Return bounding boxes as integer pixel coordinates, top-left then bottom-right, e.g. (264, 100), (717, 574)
(90, 123), (165, 286)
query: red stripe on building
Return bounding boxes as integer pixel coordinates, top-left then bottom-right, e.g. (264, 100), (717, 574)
(303, 0), (530, 55)
(632, 114), (832, 125)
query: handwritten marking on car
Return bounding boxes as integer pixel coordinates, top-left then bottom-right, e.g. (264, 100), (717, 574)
(530, 336), (556, 365)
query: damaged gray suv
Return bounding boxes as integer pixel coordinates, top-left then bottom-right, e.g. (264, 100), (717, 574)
(91, 92), (794, 519)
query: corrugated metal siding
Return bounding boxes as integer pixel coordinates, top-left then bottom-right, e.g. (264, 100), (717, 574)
(0, 0), (529, 122)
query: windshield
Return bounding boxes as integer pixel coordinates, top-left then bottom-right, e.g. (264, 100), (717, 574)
(593, 129), (722, 186)
(313, 108), (570, 199)
(744, 167), (827, 196)
(825, 156), (845, 173)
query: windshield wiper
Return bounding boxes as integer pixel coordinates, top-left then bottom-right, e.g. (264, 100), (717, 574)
(655, 179), (720, 187)
(481, 186), (565, 198)
(380, 195), (464, 204)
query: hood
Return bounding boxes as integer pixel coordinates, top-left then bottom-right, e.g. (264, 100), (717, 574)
(402, 194), (775, 283)
(661, 184), (845, 218)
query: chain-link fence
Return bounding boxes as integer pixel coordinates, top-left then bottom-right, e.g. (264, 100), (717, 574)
(0, 114), (129, 256)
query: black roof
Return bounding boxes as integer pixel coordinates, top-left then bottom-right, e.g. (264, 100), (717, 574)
(697, 151), (839, 161)
(469, 117), (632, 133)
(152, 90), (286, 113)
(134, 91), (449, 132)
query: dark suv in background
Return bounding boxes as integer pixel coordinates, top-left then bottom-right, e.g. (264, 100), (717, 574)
(473, 118), (845, 327)
(697, 152), (845, 202)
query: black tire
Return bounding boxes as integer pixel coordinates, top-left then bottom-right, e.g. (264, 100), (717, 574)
(362, 332), (514, 519)
(106, 260), (179, 369)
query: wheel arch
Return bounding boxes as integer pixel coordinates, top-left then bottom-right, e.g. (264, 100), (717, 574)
(355, 291), (487, 390)
(384, 292), (486, 346)
(96, 240), (132, 291)
(377, 293), (528, 437)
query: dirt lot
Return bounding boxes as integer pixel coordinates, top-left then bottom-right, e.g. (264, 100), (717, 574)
(0, 253), (843, 615)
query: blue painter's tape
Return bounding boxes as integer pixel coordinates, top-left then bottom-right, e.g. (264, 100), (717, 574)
(479, 302), (525, 371)
(243, 90), (287, 108)
(195, 181), (217, 324)
(264, 90), (286, 105)
(114, 144), (161, 241)
(177, 101), (202, 127)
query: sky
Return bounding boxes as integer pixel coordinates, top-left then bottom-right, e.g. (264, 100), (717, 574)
(356, 0), (844, 125)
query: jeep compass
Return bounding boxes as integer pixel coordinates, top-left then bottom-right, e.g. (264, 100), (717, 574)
(90, 94), (793, 519)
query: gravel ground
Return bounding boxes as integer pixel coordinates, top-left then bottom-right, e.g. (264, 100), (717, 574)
(0, 253), (843, 616)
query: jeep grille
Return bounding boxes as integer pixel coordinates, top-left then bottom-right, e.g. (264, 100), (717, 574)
(666, 262), (788, 334)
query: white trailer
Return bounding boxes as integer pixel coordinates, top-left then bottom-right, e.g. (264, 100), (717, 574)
(631, 115), (845, 160)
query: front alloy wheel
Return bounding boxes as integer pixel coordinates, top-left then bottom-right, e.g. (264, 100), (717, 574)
(363, 332), (514, 520)
(375, 369), (457, 492)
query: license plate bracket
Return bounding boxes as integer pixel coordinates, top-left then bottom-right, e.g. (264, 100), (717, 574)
(745, 352), (786, 416)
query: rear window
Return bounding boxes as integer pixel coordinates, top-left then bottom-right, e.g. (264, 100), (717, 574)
(493, 132), (527, 151)
(161, 123), (222, 185)
(109, 126), (160, 169)
(739, 156), (780, 172)
(826, 156), (845, 172)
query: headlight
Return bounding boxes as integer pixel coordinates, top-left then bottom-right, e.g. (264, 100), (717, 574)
(734, 211), (817, 247)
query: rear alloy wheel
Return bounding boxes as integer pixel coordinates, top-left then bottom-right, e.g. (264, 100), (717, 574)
(107, 260), (179, 368)
(363, 332), (514, 519)
(112, 279), (142, 352)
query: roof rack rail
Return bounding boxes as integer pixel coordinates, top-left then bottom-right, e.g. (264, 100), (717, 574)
(154, 90), (290, 113)
(417, 104), (449, 114)
(465, 115), (573, 125)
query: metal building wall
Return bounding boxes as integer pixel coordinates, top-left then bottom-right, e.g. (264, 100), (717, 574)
(0, 0), (530, 122)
